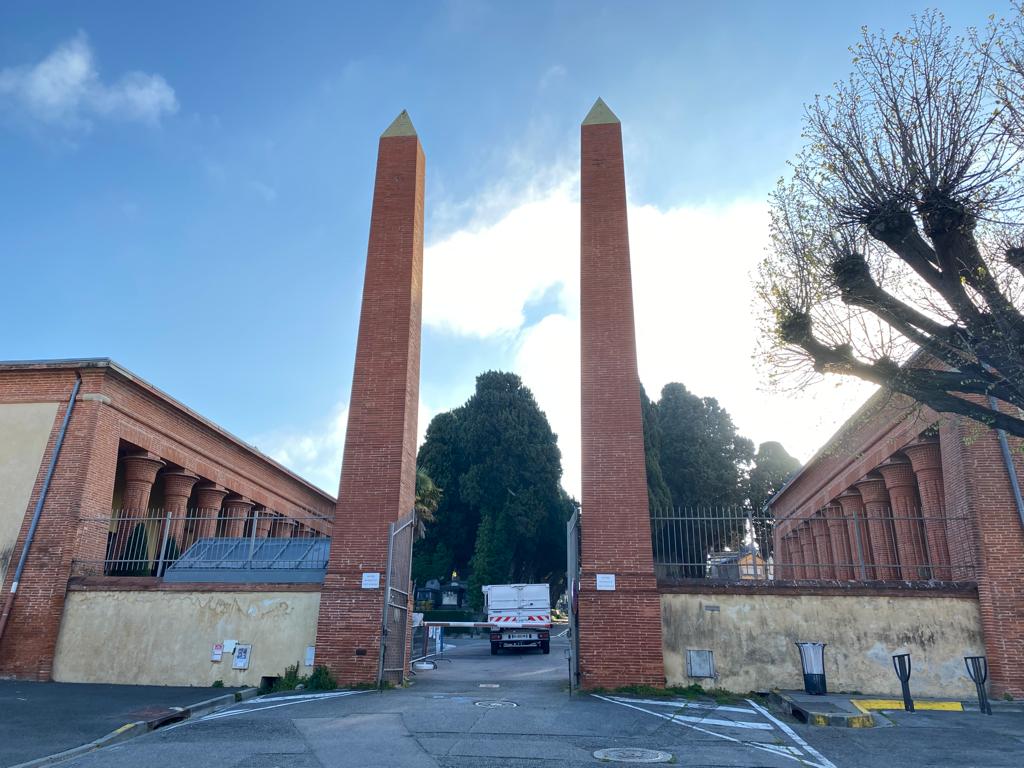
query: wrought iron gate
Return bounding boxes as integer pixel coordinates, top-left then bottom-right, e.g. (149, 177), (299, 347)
(566, 509), (581, 692)
(377, 509), (416, 688)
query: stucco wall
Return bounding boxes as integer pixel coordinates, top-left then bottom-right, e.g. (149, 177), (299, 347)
(0, 402), (57, 586)
(662, 592), (984, 698)
(52, 589), (320, 687)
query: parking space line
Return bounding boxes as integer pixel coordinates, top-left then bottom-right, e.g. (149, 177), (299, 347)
(746, 698), (837, 768)
(606, 695), (756, 714)
(202, 690), (368, 721)
(595, 694), (836, 768)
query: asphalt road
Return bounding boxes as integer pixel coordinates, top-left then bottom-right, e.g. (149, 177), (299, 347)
(28, 632), (1024, 767)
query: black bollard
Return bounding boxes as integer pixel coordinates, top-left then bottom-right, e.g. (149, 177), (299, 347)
(892, 653), (914, 712)
(965, 656), (993, 716)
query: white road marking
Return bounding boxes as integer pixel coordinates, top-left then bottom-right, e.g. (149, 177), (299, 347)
(595, 694), (835, 768)
(202, 690), (367, 721)
(746, 698), (837, 768)
(607, 695), (756, 714)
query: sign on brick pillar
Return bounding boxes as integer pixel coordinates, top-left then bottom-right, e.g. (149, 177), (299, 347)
(836, 489), (874, 580)
(854, 474), (900, 580)
(578, 98), (663, 689)
(811, 511), (835, 578)
(878, 455), (929, 580)
(797, 523), (816, 578)
(193, 482), (228, 541)
(222, 495), (254, 538)
(940, 413), (1024, 698)
(903, 438), (953, 581)
(824, 504), (855, 580)
(316, 110), (424, 687)
(111, 452), (164, 565)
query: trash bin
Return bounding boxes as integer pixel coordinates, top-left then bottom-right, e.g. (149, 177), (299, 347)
(795, 642), (827, 695)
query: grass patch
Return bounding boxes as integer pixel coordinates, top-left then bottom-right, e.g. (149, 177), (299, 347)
(261, 663), (338, 694)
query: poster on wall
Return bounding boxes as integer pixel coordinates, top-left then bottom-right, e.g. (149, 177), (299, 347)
(304, 646), (315, 667)
(211, 643), (224, 662)
(232, 644), (252, 670)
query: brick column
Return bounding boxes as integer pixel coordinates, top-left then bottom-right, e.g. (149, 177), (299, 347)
(854, 474), (900, 580)
(160, 470), (199, 562)
(824, 503), (855, 580)
(797, 522), (816, 579)
(836, 489), (874, 580)
(903, 438), (953, 581)
(786, 532), (805, 579)
(111, 452), (164, 567)
(316, 110), (424, 687)
(941, 412), (1024, 697)
(577, 99), (663, 688)
(811, 510), (835, 578)
(776, 534), (791, 579)
(878, 455), (929, 580)
(221, 495), (254, 538)
(193, 482), (228, 541)
(253, 507), (274, 537)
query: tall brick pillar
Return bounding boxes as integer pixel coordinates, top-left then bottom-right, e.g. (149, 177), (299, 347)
(786, 533), (805, 579)
(797, 523), (816, 579)
(824, 503), (855, 580)
(316, 110), (424, 686)
(160, 469), (199, 556)
(222, 495), (254, 538)
(111, 452), (164, 566)
(854, 474), (900, 579)
(903, 438), (953, 581)
(836, 489), (874, 580)
(811, 511), (835, 578)
(577, 98), (663, 689)
(193, 482), (228, 541)
(878, 455), (929, 580)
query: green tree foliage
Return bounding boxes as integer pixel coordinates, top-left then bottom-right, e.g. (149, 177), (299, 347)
(641, 385), (672, 513)
(747, 441), (801, 512)
(414, 371), (575, 609)
(651, 383), (754, 509)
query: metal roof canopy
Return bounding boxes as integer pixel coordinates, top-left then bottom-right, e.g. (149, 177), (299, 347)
(163, 537), (329, 583)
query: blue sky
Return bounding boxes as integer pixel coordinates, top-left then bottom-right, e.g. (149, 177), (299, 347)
(0, 1), (999, 496)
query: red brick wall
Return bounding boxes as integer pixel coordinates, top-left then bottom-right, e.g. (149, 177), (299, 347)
(315, 127), (425, 685)
(578, 109), (663, 689)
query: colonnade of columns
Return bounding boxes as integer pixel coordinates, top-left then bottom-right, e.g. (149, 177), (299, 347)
(110, 449), (321, 573)
(776, 435), (971, 582)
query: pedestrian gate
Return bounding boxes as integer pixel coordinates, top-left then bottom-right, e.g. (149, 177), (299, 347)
(567, 509), (581, 692)
(377, 509), (416, 688)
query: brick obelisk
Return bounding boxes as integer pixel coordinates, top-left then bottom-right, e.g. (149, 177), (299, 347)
(578, 98), (664, 688)
(316, 111), (424, 685)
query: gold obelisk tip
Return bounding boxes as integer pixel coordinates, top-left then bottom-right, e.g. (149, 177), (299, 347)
(582, 98), (620, 126)
(381, 110), (417, 138)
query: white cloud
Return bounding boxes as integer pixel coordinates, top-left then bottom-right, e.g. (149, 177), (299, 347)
(261, 173), (874, 501)
(0, 33), (177, 126)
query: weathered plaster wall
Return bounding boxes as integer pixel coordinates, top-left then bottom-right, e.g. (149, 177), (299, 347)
(52, 590), (320, 687)
(0, 402), (57, 586)
(662, 592), (983, 697)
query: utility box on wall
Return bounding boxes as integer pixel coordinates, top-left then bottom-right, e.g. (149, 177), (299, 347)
(686, 649), (716, 679)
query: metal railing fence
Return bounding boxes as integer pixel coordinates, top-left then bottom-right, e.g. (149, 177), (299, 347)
(72, 509), (332, 578)
(651, 506), (977, 583)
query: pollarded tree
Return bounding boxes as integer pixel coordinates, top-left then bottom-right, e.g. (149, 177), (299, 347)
(757, 11), (1024, 438)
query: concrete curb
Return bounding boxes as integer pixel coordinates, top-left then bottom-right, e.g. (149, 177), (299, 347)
(9, 687), (258, 768)
(767, 690), (876, 728)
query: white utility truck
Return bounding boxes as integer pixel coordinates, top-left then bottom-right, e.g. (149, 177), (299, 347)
(483, 583), (551, 655)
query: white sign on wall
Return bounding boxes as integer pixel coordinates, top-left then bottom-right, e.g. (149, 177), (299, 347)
(304, 646), (315, 667)
(210, 643), (224, 663)
(232, 644), (252, 670)
(361, 572), (381, 589)
(596, 574), (616, 591)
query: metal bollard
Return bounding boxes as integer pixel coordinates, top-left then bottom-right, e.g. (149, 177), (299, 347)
(965, 656), (993, 716)
(892, 653), (914, 712)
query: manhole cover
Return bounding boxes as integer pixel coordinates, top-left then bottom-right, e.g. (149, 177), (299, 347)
(593, 748), (673, 763)
(474, 700), (517, 708)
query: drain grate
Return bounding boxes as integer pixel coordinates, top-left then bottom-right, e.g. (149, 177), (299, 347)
(474, 700), (517, 708)
(592, 747), (673, 763)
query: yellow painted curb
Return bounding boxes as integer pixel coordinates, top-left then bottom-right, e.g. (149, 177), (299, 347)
(853, 699), (963, 712)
